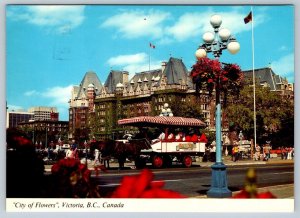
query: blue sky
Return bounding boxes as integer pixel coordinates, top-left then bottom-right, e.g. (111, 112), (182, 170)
(6, 5), (294, 121)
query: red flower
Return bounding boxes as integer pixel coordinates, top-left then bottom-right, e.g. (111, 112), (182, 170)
(232, 190), (250, 198)
(82, 169), (91, 183)
(51, 163), (60, 174)
(257, 191), (276, 199)
(191, 58), (243, 95)
(12, 136), (32, 147)
(78, 163), (87, 172)
(233, 190), (277, 199)
(50, 157), (99, 197)
(232, 168), (277, 199)
(111, 169), (186, 198)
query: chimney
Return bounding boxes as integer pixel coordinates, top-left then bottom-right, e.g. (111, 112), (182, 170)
(123, 71), (129, 83)
(161, 62), (167, 73)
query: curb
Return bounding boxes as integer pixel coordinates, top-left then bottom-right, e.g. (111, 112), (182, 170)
(44, 158), (294, 172)
(194, 184), (294, 199)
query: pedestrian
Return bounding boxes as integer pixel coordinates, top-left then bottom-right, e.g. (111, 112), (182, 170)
(263, 145), (270, 161)
(93, 148), (101, 167)
(71, 139), (77, 150)
(232, 144), (239, 162)
(209, 143), (216, 162)
(281, 146), (287, 160)
(254, 144), (261, 161)
(287, 147), (293, 160)
(65, 147), (74, 159)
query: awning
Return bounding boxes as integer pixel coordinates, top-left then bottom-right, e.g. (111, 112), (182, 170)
(118, 116), (206, 127)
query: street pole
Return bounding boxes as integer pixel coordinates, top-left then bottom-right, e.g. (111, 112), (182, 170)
(84, 140), (88, 166)
(195, 14), (240, 198)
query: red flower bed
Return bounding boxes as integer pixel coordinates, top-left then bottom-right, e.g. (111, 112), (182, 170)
(51, 158), (100, 198)
(111, 169), (186, 198)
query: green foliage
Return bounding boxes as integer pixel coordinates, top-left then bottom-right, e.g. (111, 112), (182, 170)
(169, 96), (204, 120)
(225, 85), (294, 146)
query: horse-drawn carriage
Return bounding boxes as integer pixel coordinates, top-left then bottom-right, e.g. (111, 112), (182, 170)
(117, 115), (207, 168)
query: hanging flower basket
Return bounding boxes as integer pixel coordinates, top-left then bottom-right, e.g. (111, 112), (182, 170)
(191, 57), (243, 97)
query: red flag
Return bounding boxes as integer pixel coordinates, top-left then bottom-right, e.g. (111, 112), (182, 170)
(149, 43), (155, 49)
(244, 11), (252, 24)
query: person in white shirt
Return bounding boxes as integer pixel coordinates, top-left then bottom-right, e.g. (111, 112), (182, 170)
(158, 132), (165, 140)
(65, 147), (73, 159)
(175, 132), (183, 141)
(167, 132), (174, 140)
(93, 149), (101, 166)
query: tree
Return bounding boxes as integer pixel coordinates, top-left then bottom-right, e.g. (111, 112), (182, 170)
(169, 96), (204, 120)
(225, 85), (294, 147)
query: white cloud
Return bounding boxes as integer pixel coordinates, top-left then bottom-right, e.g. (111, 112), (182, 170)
(22, 85), (73, 121)
(101, 10), (170, 39)
(107, 53), (147, 66)
(165, 12), (211, 42)
(42, 85), (74, 105)
(7, 104), (24, 112)
(125, 61), (162, 79)
(8, 5), (85, 34)
(107, 53), (162, 79)
(100, 8), (266, 44)
(24, 90), (39, 96)
(165, 10), (265, 42)
(42, 85), (74, 121)
(271, 53), (294, 83)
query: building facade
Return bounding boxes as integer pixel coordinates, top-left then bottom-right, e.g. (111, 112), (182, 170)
(17, 120), (69, 147)
(243, 67), (294, 100)
(68, 71), (103, 140)
(6, 111), (34, 128)
(28, 106), (59, 121)
(69, 58), (294, 141)
(69, 57), (211, 140)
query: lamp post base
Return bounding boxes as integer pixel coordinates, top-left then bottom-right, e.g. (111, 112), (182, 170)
(207, 162), (232, 198)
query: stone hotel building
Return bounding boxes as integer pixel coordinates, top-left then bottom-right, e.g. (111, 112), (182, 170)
(69, 57), (293, 140)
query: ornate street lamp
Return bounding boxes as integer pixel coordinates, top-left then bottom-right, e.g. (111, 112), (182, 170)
(195, 14), (240, 198)
(159, 103), (174, 117)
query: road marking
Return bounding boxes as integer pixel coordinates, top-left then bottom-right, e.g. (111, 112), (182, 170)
(158, 179), (183, 182)
(272, 172), (293, 175)
(98, 179), (183, 187)
(99, 183), (119, 187)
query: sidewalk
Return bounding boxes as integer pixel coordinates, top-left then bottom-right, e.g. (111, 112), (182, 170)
(194, 183), (294, 199)
(197, 156), (294, 167)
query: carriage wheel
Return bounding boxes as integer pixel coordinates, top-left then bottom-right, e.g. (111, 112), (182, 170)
(152, 155), (163, 168)
(182, 155), (192, 168)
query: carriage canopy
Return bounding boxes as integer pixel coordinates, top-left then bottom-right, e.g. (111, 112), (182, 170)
(118, 116), (206, 127)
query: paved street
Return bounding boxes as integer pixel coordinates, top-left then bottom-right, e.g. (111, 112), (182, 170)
(44, 156), (294, 198)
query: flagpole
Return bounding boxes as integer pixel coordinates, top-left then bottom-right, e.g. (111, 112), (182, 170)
(149, 43), (151, 71)
(251, 6), (257, 149)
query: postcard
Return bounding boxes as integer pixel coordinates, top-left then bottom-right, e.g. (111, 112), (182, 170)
(5, 2), (294, 213)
